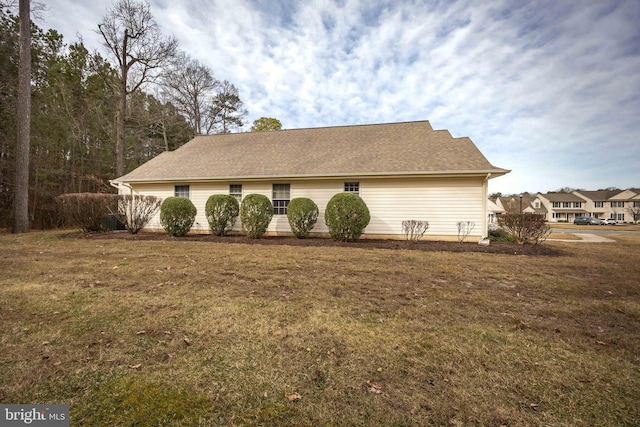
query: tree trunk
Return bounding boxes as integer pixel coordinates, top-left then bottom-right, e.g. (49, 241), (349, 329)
(162, 120), (168, 152)
(115, 29), (128, 178)
(12, 0), (31, 233)
(116, 98), (125, 177)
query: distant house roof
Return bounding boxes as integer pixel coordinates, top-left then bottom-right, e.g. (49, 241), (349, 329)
(487, 199), (505, 214)
(574, 190), (622, 201)
(539, 193), (585, 202)
(115, 121), (509, 183)
(499, 195), (541, 213)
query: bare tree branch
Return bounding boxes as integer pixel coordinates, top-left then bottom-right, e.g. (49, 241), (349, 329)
(162, 51), (219, 135)
(95, 0), (178, 177)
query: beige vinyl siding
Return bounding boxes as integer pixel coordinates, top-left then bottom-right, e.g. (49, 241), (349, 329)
(124, 176), (486, 238)
(122, 183), (172, 231)
(126, 182), (231, 232)
(359, 177), (485, 237)
(280, 177), (485, 237)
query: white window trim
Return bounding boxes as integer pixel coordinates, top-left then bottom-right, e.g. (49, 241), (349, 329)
(174, 185), (190, 198)
(272, 184), (290, 215)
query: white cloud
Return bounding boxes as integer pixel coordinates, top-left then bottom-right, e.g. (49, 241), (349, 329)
(40, 0), (640, 193)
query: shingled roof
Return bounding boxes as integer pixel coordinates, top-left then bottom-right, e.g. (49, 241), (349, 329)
(574, 190), (614, 201)
(115, 120), (509, 183)
(540, 193), (587, 202)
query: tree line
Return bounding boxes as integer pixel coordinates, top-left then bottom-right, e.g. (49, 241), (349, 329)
(0, 0), (259, 229)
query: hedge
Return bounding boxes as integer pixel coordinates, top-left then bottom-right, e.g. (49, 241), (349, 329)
(286, 197), (319, 238)
(159, 197), (197, 237)
(240, 194), (273, 238)
(324, 193), (370, 242)
(205, 194), (239, 236)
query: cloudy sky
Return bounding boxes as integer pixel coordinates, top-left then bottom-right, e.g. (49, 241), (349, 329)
(38, 0), (640, 194)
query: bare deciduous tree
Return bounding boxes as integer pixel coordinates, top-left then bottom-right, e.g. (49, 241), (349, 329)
(162, 52), (219, 136)
(97, 0), (178, 177)
(628, 203), (640, 224)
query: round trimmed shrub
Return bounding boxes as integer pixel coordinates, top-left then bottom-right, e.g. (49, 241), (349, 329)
(205, 194), (239, 236)
(160, 197), (196, 237)
(240, 193), (273, 238)
(287, 197), (319, 238)
(324, 193), (370, 242)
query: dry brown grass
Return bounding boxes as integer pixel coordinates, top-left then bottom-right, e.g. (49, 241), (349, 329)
(1, 231), (639, 426)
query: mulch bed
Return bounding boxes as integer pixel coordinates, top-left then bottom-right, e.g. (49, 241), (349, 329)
(73, 231), (565, 256)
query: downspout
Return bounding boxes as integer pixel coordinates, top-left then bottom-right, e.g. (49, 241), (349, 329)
(109, 180), (133, 195)
(482, 173), (491, 239)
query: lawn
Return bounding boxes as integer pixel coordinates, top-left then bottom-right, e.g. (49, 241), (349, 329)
(1, 231), (639, 426)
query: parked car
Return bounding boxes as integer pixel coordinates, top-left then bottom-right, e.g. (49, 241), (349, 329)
(602, 218), (617, 225)
(574, 217), (600, 225)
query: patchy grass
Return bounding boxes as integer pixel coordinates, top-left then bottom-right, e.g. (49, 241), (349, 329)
(0, 231), (639, 426)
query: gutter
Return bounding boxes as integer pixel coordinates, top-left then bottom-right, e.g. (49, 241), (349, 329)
(116, 169), (511, 185)
(109, 179), (133, 195)
(482, 173), (491, 239)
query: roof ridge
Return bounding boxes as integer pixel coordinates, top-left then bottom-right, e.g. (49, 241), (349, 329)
(190, 120), (440, 137)
(114, 120), (508, 182)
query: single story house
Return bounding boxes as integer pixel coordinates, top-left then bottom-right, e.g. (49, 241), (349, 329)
(110, 120), (510, 240)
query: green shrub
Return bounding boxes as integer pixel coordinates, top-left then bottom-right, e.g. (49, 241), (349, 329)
(55, 193), (118, 232)
(159, 197), (196, 237)
(240, 193), (273, 238)
(488, 227), (516, 242)
(205, 194), (239, 236)
(286, 197), (319, 238)
(324, 193), (370, 242)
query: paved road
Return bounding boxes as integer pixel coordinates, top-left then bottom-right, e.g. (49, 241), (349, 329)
(551, 227), (640, 235)
(560, 233), (616, 243)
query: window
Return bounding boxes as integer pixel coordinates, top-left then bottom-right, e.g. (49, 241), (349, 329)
(552, 202), (560, 208)
(344, 182), (360, 194)
(562, 202), (571, 208)
(574, 202), (582, 208)
(617, 213), (625, 221)
(634, 201), (640, 208)
(272, 184), (290, 215)
(552, 213), (567, 219)
(611, 201), (625, 208)
(534, 201), (540, 209)
(230, 184), (242, 203)
(174, 185), (190, 198)
(595, 201), (604, 208)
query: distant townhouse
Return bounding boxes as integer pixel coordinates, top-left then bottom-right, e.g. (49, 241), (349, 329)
(603, 189), (640, 223)
(631, 190), (640, 223)
(535, 193), (587, 222)
(573, 190), (620, 220)
(527, 189), (640, 223)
